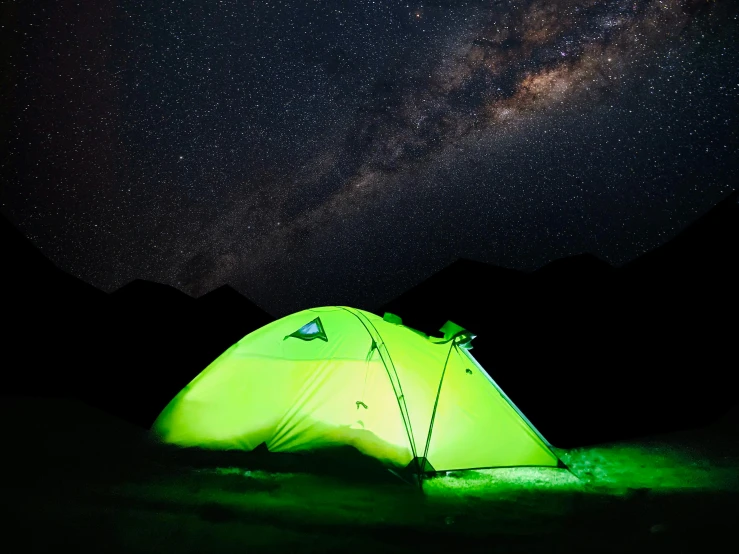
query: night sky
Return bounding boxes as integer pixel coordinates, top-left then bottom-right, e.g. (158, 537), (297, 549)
(2, 0), (738, 316)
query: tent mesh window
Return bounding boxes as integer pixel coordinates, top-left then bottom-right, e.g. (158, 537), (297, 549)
(284, 317), (328, 342)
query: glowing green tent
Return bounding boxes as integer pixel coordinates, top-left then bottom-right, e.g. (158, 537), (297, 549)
(153, 306), (560, 474)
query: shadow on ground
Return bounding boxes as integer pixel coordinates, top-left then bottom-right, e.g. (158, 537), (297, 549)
(2, 397), (738, 553)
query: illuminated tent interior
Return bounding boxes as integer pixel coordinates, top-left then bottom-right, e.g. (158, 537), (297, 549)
(153, 307), (561, 477)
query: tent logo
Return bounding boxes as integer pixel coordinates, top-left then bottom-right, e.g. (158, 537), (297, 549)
(284, 317), (328, 342)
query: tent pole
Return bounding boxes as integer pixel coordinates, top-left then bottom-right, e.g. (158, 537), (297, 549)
(419, 342), (456, 487)
(337, 307), (421, 482)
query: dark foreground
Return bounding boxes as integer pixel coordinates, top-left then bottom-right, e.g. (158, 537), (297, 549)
(2, 398), (737, 553)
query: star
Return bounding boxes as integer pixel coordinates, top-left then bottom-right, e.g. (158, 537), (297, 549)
(4, 0), (736, 316)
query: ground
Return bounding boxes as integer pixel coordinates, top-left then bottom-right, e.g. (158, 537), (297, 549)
(2, 398), (737, 553)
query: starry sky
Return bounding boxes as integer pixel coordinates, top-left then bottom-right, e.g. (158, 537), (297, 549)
(2, 0), (738, 316)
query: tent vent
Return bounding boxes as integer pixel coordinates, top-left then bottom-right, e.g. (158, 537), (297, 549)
(440, 320), (465, 340)
(383, 312), (403, 325)
(284, 317), (328, 342)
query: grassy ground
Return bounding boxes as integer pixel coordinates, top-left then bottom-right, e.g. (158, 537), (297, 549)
(2, 398), (737, 553)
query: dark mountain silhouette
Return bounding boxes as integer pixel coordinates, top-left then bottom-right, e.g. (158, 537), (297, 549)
(379, 190), (739, 447)
(110, 278), (197, 309)
(2, 190), (736, 445)
(194, 284), (276, 369)
(1, 215), (274, 428)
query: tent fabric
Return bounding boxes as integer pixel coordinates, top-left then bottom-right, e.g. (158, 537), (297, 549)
(152, 306), (559, 472)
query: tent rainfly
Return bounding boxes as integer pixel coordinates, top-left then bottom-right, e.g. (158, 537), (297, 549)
(153, 306), (562, 478)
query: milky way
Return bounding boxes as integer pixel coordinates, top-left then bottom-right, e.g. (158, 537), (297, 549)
(3, 0), (738, 315)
